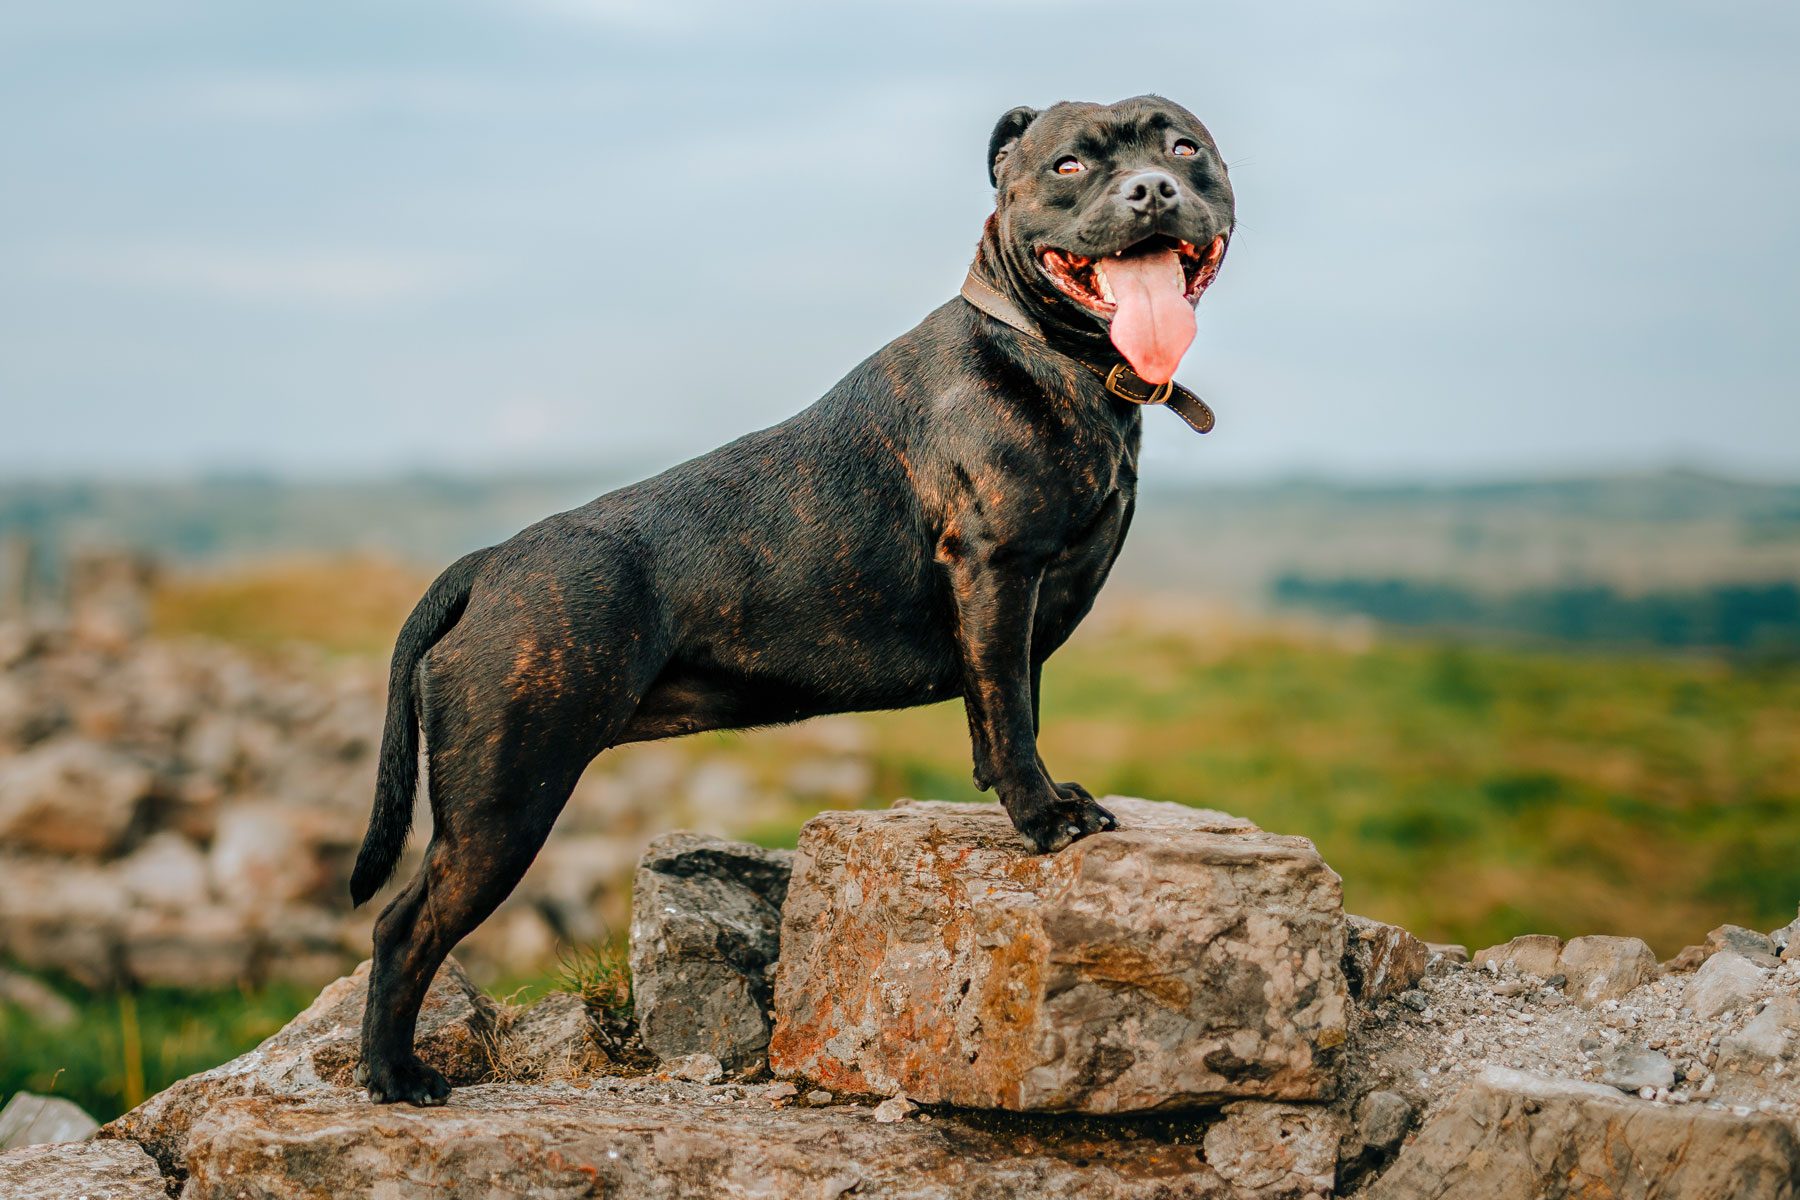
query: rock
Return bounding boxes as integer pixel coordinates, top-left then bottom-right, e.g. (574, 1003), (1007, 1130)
(451, 901), (560, 981)
(1472, 933), (1564, 978)
(1718, 996), (1800, 1076)
(527, 833), (640, 945)
(1596, 1043), (1675, 1092)
(1557, 934), (1656, 1006)
(115, 830), (212, 911)
(0, 1091), (99, 1149)
(1356, 1089), (1414, 1149)
(872, 1093), (916, 1123)
(258, 904), (357, 989)
(492, 990), (606, 1082)
(1773, 907), (1800, 959)
(208, 802), (357, 910)
(1660, 943), (1709, 976)
(66, 546), (156, 650)
(0, 856), (127, 986)
(122, 905), (256, 989)
(1338, 1089), (1416, 1191)
(1366, 1067), (1800, 1200)
(1687, 950), (1765, 1020)
(0, 738), (152, 857)
(166, 1080), (1247, 1200)
(803, 1088), (836, 1107)
(0, 1138), (167, 1199)
(770, 798), (1348, 1113)
(0, 966), (77, 1029)
(665, 1052), (727, 1084)
(102, 956), (496, 1180)
(764, 1080), (799, 1103)
(1707, 923), (1782, 968)
(1344, 915), (1430, 1002)
(629, 832), (793, 1074)
(1200, 1101), (1342, 1198)
(1425, 942), (1469, 964)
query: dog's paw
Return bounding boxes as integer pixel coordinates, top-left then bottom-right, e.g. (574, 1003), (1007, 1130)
(358, 1055), (451, 1106)
(1017, 788), (1116, 854)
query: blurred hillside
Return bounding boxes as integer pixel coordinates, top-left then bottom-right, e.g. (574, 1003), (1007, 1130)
(7, 467), (1800, 653)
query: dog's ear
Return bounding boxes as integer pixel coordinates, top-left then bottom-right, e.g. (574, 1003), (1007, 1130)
(987, 106), (1039, 188)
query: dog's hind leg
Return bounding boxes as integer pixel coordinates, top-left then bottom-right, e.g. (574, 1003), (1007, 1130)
(355, 728), (592, 1104)
(357, 627), (652, 1105)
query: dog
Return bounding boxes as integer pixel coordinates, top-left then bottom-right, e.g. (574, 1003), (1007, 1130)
(350, 95), (1235, 1105)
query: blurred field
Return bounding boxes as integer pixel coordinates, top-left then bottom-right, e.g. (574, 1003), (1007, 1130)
(12, 553), (1795, 1124)
(154, 556), (1800, 955)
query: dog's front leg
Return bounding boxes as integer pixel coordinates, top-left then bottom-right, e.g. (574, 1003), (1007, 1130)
(948, 561), (1116, 853)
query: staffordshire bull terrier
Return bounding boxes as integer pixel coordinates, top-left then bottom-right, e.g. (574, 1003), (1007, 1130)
(352, 94), (1235, 1104)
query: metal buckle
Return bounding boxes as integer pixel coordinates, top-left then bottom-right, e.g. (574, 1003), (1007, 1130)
(1103, 363), (1173, 406)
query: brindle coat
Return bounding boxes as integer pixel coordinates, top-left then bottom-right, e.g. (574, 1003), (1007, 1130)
(352, 95), (1235, 1104)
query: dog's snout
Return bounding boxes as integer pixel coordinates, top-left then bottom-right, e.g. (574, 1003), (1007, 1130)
(1121, 170), (1181, 215)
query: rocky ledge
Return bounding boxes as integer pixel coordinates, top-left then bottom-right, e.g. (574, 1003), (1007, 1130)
(3, 796), (1797, 1198)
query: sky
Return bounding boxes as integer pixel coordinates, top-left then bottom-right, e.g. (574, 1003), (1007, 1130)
(2, 1), (1797, 483)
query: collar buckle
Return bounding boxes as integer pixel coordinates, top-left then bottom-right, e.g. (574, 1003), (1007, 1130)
(1103, 363), (1174, 407)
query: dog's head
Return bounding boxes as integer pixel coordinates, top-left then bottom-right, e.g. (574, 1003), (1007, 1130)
(981, 96), (1234, 384)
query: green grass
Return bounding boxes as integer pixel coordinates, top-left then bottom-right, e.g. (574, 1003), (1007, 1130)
(0, 975), (317, 1123)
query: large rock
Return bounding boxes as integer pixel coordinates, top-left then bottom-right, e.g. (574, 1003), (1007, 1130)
(103, 956), (497, 1180)
(630, 832), (793, 1074)
(0, 855), (127, 986)
(121, 904), (257, 989)
(0, 1138), (168, 1200)
(170, 1079), (1254, 1200)
(769, 798), (1349, 1112)
(0, 738), (153, 857)
(115, 830), (213, 911)
(208, 801), (360, 910)
(1366, 1067), (1800, 1200)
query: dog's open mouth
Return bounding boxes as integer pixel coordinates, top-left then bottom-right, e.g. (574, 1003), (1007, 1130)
(1040, 234), (1226, 314)
(1038, 234), (1227, 385)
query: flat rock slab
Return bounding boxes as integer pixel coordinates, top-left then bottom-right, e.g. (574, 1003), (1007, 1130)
(1367, 1067), (1800, 1200)
(103, 955), (496, 1180)
(0, 1138), (169, 1200)
(769, 798), (1349, 1112)
(173, 1079), (1266, 1200)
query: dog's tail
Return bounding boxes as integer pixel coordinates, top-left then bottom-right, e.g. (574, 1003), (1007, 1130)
(349, 550), (485, 907)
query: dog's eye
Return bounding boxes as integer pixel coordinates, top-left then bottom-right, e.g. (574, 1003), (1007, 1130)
(1054, 156), (1085, 175)
(1171, 140), (1198, 157)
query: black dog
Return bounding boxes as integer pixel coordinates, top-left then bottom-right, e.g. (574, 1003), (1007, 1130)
(351, 95), (1235, 1105)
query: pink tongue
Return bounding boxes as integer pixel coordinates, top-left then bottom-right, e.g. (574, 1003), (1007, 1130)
(1097, 249), (1195, 385)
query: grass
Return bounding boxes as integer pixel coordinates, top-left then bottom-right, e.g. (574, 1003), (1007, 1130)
(0, 975), (317, 1122)
(554, 944), (640, 1062)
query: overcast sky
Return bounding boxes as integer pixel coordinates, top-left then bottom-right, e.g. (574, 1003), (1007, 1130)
(3, 1), (1797, 483)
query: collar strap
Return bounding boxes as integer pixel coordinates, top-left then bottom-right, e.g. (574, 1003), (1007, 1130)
(960, 267), (1215, 435)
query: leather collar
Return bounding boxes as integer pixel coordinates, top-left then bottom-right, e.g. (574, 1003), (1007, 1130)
(960, 267), (1215, 435)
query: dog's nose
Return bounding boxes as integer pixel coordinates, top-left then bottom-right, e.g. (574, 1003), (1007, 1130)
(1121, 171), (1181, 215)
